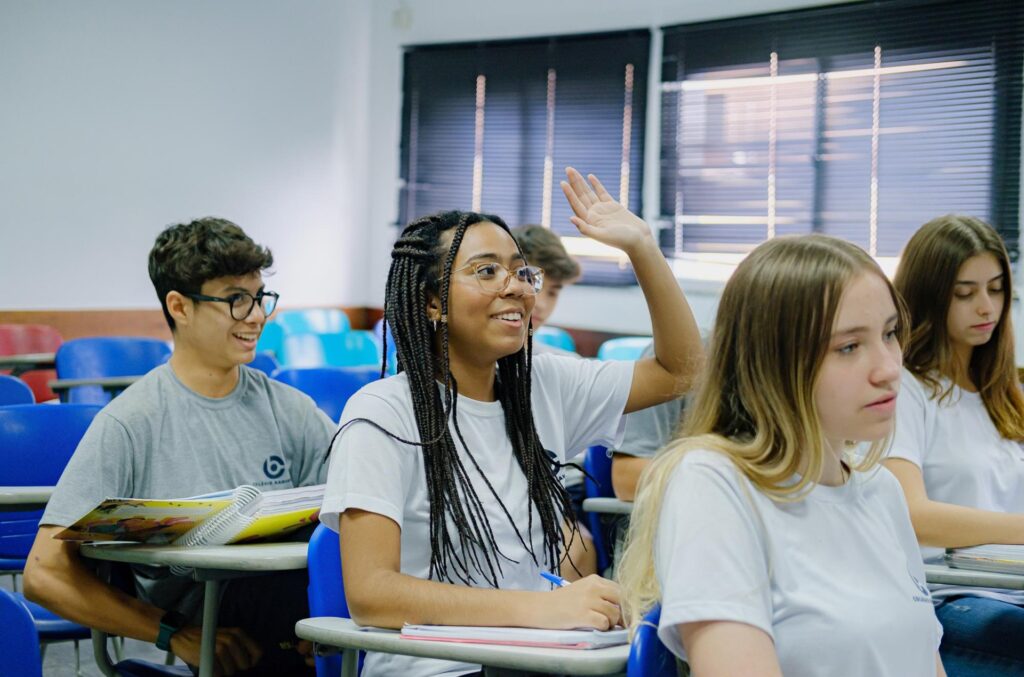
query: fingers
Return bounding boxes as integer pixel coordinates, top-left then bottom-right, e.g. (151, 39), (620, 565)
(588, 174), (614, 202)
(560, 180), (589, 220)
(215, 628), (262, 675)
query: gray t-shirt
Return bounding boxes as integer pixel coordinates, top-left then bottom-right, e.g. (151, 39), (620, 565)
(612, 343), (684, 460)
(42, 363), (336, 617)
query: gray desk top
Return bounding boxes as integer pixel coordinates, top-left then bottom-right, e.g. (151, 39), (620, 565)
(49, 375), (141, 391)
(0, 353), (56, 375)
(295, 617), (629, 676)
(0, 485), (53, 510)
(582, 497), (633, 515)
(80, 541), (307, 573)
(924, 563), (1024, 590)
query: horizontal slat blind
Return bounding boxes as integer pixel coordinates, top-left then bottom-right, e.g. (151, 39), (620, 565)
(400, 30), (650, 285)
(660, 0), (1022, 258)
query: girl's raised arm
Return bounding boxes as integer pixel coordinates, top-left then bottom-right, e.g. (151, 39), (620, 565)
(561, 167), (703, 413)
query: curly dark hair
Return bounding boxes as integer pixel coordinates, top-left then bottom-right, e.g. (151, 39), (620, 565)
(148, 217), (273, 331)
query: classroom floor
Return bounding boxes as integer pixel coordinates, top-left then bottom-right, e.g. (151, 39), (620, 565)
(2, 575), (185, 676)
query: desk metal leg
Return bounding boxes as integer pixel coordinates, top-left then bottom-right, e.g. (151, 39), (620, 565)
(199, 579), (221, 677)
(340, 649), (359, 677)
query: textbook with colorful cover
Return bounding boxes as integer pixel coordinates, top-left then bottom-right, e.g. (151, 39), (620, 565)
(398, 624), (629, 650)
(55, 484), (324, 546)
(945, 544), (1024, 575)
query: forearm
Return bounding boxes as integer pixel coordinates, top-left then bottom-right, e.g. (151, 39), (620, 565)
(907, 499), (1024, 548)
(611, 454), (649, 501)
(348, 569), (548, 629)
(627, 238), (702, 391)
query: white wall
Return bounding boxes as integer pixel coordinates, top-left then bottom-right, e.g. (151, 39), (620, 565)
(0, 0), (371, 311)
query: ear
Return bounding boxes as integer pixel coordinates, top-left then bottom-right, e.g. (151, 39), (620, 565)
(165, 291), (192, 328)
(425, 295), (441, 322)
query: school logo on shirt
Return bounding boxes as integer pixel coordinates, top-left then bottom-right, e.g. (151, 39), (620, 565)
(907, 563), (932, 604)
(262, 455), (286, 480)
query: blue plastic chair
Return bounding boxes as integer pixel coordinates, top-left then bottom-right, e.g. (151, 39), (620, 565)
(276, 309), (352, 335)
(534, 326), (576, 353)
(583, 445), (615, 573)
(255, 322), (285, 360)
(248, 351), (280, 376)
(597, 336), (652, 362)
(307, 523), (358, 677)
(283, 331), (381, 369)
(55, 337), (172, 404)
(272, 367), (377, 422)
(627, 604), (677, 676)
(372, 318), (397, 375)
(0, 404), (104, 668)
(0, 588), (43, 677)
(0, 374), (34, 405)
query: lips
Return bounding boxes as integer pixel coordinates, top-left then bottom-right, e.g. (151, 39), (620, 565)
(971, 322), (996, 332)
(865, 392), (897, 410)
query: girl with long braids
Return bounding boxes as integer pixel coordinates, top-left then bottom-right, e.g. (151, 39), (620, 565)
(320, 168), (703, 677)
(883, 215), (1024, 676)
(618, 235), (946, 676)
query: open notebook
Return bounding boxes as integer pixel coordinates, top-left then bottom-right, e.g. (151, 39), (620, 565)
(56, 484), (324, 546)
(399, 624), (629, 650)
(946, 544), (1024, 575)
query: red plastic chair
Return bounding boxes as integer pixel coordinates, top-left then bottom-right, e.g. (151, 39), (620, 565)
(0, 325), (63, 403)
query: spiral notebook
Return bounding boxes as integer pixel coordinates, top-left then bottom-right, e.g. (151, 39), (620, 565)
(56, 484), (324, 546)
(399, 624), (629, 650)
(946, 544), (1024, 575)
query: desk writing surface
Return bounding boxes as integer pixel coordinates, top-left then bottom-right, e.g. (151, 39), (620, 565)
(80, 541), (307, 572)
(296, 617), (629, 676)
(0, 485), (53, 509)
(924, 563), (1024, 590)
(582, 497), (633, 515)
(0, 353), (56, 376)
(48, 376), (141, 391)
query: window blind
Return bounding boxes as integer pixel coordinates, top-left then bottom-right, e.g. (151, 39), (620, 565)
(660, 0), (1023, 258)
(400, 30), (650, 284)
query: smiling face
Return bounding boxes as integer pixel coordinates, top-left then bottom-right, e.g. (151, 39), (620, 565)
(184, 272), (269, 370)
(814, 271), (903, 451)
(946, 252), (1005, 359)
(435, 221), (537, 370)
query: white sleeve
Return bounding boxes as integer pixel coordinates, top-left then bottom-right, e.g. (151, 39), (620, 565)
(320, 391), (418, 533)
(887, 372), (932, 469)
(655, 453), (774, 658)
(533, 354), (634, 461)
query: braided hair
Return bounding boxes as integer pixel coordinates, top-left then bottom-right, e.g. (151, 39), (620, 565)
(337, 210), (580, 587)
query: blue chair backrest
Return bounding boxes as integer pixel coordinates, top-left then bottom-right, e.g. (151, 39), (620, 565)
(256, 322), (285, 360)
(0, 404), (102, 559)
(0, 588), (42, 677)
(248, 352), (279, 377)
(285, 332), (380, 369)
(597, 336), (652, 362)
(0, 375), (34, 406)
(627, 604), (676, 677)
(272, 367), (377, 422)
(373, 318), (398, 375)
(584, 445), (615, 573)
(307, 523), (348, 677)
(534, 326), (576, 353)
(276, 309), (351, 335)
(55, 337), (172, 404)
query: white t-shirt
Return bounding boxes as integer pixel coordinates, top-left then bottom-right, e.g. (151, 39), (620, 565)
(322, 353), (633, 677)
(888, 367), (1024, 603)
(656, 450), (942, 677)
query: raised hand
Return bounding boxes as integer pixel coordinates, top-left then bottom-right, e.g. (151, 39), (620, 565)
(559, 167), (654, 255)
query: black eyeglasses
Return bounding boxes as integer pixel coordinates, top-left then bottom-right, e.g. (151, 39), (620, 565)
(185, 290), (280, 321)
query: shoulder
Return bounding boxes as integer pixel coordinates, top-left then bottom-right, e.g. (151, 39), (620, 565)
(94, 365), (174, 428)
(339, 372), (415, 426)
(244, 366), (318, 411)
(853, 464), (908, 511)
(668, 448), (749, 496)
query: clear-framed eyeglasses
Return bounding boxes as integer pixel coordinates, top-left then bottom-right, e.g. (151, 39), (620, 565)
(449, 262), (545, 295)
(185, 290), (280, 321)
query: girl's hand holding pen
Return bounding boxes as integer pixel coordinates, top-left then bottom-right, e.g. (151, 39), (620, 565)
(539, 573), (622, 631)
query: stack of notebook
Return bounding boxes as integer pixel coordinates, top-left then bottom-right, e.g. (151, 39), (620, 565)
(946, 544), (1024, 575)
(399, 624), (629, 650)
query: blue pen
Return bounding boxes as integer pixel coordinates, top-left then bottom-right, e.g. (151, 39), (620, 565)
(540, 571), (571, 588)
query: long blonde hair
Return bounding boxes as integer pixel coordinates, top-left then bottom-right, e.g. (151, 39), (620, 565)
(894, 215), (1024, 441)
(618, 234), (908, 627)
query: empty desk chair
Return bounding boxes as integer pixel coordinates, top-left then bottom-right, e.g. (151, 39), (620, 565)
(272, 367), (377, 422)
(0, 588), (43, 677)
(0, 374), (34, 406)
(283, 331), (381, 369)
(597, 336), (652, 362)
(248, 351), (280, 376)
(627, 604), (677, 677)
(534, 326), (576, 353)
(307, 523), (355, 677)
(0, 323), (62, 403)
(583, 445), (615, 574)
(255, 321), (285, 361)
(276, 309), (351, 335)
(54, 337), (172, 404)
(372, 318), (398, 375)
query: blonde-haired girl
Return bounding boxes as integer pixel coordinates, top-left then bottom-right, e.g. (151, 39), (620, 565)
(884, 215), (1024, 676)
(619, 234), (945, 676)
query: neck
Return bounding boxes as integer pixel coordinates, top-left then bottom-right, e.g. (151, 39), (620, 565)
(950, 342), (976, 391)
(168, 347), (240, 399)
(442, 352), (498, 402)
(817, 439), (849, 487)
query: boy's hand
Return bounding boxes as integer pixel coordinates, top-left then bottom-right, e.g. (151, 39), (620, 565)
(540, 574), (622, 630)
(560, 167), (653, 256)
(170, 626), (262, 676)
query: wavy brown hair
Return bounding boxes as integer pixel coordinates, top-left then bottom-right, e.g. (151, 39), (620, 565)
(894, 215), (1024, 440)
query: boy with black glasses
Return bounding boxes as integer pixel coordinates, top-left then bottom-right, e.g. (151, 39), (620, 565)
(25, 217), (335, 676)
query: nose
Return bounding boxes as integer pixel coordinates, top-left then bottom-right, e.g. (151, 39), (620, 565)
(243, 301), (267, 324)
(871, 341), (901, 387)
(977, 291), (996, 318)
(500, 273), (529, 298)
